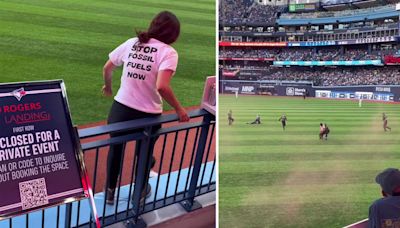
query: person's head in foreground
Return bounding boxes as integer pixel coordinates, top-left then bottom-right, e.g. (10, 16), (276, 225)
(368, 168), (400, 228)
(376, 168), (400, 197)
(137, 11), (180, 45)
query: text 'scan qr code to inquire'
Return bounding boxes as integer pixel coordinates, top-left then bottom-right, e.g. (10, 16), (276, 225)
(19, 178), (49, 210)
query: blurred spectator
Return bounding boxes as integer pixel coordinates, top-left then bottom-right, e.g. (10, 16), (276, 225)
(369, 168), (400, 228)
(219, 0), (285, 24)
(219, 47), (396, 61)
(219, 65), (400, 86)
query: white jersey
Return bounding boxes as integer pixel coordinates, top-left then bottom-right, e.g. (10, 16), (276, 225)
(109, 38), (178, 113)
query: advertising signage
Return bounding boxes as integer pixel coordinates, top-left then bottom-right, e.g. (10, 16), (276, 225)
(273, 60), (382, 66)
(218, 37), (397, 48)
(0, 80), (96, 222)
(337, 36), (397, 45)
(218, 41), (287, 47)
(288, 41), (336, 47)
(219, 57), (274, 61)
(289, 3), (316, 12)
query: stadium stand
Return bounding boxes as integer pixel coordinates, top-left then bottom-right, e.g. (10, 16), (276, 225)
(220, 47), (399, 61)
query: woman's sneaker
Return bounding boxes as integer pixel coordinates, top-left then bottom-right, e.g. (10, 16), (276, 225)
(131, 184), (152, 205)
(106, 188), (115, 205)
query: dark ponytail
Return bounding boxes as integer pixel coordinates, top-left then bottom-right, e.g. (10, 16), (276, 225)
(136, 11), (180, 44)
(137, 31), (150, 43)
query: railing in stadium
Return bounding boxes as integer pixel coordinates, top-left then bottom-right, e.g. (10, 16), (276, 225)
(1, 109), (216, 227)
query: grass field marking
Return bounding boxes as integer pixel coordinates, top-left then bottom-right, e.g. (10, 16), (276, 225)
(219, 96), (400, 227)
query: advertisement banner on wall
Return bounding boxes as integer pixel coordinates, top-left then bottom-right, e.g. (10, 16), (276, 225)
(220, 80), (400, 101)
(288, 41), (336, 47)
(315, 89), (394, 101)
(241, 85), (256, 94)
(273, 60), (382, 66)
(0, 81), (94, 221)
(285, 87), (307, 96)
(219, 57), (274, 61)
(219, 41), (288, 47)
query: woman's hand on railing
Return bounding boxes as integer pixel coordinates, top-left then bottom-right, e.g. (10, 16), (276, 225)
(176, 107), (190, 122)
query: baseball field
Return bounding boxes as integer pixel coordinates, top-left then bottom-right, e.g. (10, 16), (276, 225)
(0, 0), (215, 124)
(219, 95), (400, 228)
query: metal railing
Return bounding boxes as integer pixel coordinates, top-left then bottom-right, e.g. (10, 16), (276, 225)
(2, 109), (216, 228)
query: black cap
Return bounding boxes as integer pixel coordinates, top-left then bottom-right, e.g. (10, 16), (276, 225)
(375, 168), (400, 195)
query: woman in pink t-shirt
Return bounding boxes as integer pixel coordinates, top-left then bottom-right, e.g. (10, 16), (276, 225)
(102, 11), (189, 204)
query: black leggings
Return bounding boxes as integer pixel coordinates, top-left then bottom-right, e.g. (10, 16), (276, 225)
(106, 101), (161, 190)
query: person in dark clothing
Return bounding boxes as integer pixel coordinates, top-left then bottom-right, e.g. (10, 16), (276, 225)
(278, 114), (287, 130)
(248, 114), (261, 124)
(323, 123), (330, 140)
(369, 168), (400, 228)
(228, 110), (234, 125)
(383, 113), (392, 132)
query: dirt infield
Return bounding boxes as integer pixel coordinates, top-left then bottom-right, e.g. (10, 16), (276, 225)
(78, 107), (216, 193)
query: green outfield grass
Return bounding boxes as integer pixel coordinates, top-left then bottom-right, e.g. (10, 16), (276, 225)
(0, 0), (215, 124)
(219, 95), (400, 228)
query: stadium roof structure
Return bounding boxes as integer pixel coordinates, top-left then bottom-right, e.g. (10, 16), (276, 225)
(321, 0), (397, 11)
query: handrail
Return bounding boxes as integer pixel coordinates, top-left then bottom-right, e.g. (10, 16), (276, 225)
(78, 109), (210, 139)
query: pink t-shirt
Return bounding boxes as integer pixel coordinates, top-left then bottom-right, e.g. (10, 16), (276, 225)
(109, 38), (178, 113)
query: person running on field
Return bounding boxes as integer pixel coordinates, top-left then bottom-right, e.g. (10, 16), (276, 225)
(278, 114), (287, 130)
(319, 123), (325, 140)
(383, 113), (392, 132)
(228, 110), (234, 125)
(323, 123), (330, 140)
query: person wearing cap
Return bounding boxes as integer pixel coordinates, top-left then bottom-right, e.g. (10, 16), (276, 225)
(368, 168), (400, 228)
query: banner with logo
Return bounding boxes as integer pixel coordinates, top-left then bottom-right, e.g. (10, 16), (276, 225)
(0, 80), (90, 219)
(218, 41), (287, 47)
(273, 60), (382, 66)
(315, 90), (394, 101)
(220, 80), (400, 101)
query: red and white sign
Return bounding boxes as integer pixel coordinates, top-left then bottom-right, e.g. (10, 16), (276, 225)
(219, 41), (287, 47)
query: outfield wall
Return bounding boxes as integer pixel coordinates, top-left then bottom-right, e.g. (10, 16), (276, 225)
(220, 80), (400, 102)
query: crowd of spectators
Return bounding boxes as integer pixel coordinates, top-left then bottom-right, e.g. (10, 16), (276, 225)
(264, 67), (400, 86)
(277, 48), (382, 61)
(219, 47), (398, 61)
(219, 0), (285, 24)
(220, 65), (400, 86)
(220, 48), (277, 58)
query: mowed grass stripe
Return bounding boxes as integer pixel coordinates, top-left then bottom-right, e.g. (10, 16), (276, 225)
(0, 0), (214, 24)
(219, 96), (400, 228)
(221, 144), (397, 153)
(221, 152), (400, 162)
(0, 0), (215, 16)
(0, 2), (214, 32)
(220, 160), (398, 173)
